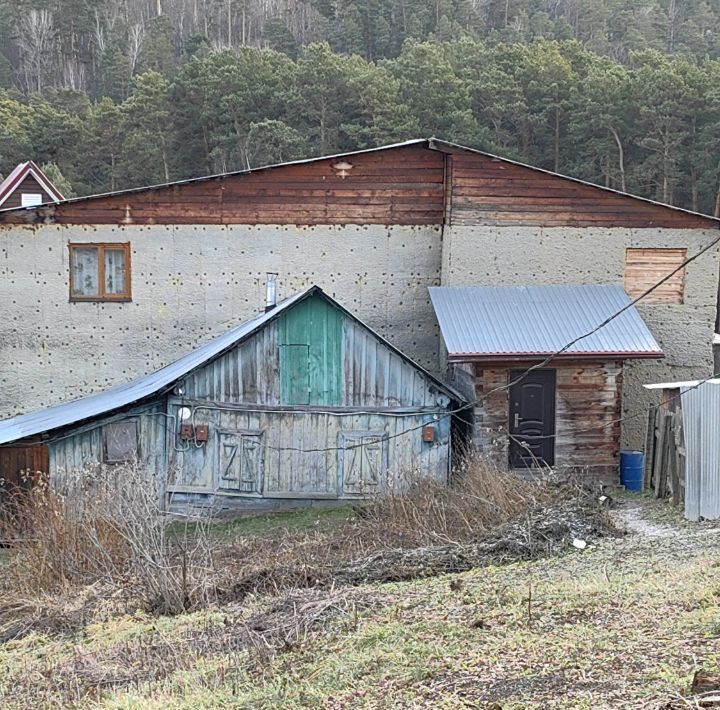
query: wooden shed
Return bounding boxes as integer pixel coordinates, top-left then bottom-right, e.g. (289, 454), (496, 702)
(430, 284), (663, 479)
(0, 286), (463, 510)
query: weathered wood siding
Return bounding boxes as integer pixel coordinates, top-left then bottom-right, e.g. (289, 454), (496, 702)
(446, 152), (717, 228)
(2, 175), (55, 209)
(48, 402), (168, 482)
(183, 324), (281, 405)
(1, 143), (713, 230)
(1, 146), (445, 226)
(470, 360), (622, 477)
(0, 443), (48, 499)
(167, 403), (450, 499)
(181, 295), (452, 410)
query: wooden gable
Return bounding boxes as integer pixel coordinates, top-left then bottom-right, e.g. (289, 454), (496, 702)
(179, 291), (455, 409)
(2, 145), (445, 226)
(444, 149), (716, 228)
(0, 140), (715, 229)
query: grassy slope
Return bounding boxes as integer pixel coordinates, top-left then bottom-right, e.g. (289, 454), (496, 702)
(2, 500), (719, 708)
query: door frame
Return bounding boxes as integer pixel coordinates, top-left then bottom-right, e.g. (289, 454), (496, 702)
(508, 368), (556, 468)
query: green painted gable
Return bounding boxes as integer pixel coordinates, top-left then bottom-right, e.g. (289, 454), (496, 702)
(278, 294), (344, 406)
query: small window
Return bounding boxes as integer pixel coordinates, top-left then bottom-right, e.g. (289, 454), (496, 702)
(69, 243), (131, 301)
(103, 420), (139, 464)
(21, 193), (43, 207)
(625, 248), (687, 304)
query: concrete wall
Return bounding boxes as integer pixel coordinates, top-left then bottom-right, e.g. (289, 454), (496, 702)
(442, 226), (720, 447)
(0, 223), (442, 417)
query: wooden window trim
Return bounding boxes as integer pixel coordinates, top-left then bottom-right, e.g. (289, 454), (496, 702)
(69, 242), (132, 302)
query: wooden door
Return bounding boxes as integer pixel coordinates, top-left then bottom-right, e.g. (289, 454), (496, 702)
(217, 431), (264, 494)
(508, 370), (556, 468)
(339, 433), (387, 496)
(0, 444), (49, 503)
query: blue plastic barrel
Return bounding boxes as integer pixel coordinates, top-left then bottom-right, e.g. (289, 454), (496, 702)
(620, 450), (644, 491)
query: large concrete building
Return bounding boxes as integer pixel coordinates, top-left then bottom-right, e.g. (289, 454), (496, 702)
(0, 138), (717, 471)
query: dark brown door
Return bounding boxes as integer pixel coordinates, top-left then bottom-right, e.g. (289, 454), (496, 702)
(0, 445), (49, 504)
(509, 369), (556, 468)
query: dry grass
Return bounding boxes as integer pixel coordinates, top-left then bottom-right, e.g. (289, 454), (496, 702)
(0, 456), (627, 707)
(0, 498), (717, 708)
(0, 465), (220, 615)
(360, 456), (557, 547)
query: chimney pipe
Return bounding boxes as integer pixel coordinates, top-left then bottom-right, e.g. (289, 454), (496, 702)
(265, 273), (278, 312)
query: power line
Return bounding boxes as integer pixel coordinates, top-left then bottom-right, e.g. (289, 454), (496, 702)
(12, 234), (720, 457)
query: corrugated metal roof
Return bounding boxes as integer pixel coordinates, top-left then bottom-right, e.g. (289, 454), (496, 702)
(644, 379), (720, 390)
(429, 284), (663, 359)
(0, 285), (462, 445)
(0, 288), (313, 445)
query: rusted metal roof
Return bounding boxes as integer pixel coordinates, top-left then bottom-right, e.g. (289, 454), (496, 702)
(0, 286), (462, 445)
(429, 284), (663, 360)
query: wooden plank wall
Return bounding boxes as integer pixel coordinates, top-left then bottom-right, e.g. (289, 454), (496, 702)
(0, 443), (49, 501)
(2, 146), (445, 226)
(167, 405), (451, 498)
(181, 297), (452, 410)
(624, 248), (687, 303)
(447, 152), (717, 228)
(471, 360), (623, 477)
(1, 144), (714, 228)
(2, 175), (55, 209)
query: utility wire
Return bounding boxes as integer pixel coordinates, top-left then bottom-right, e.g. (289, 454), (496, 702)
(258, 233), (720, 453)
(14, 234), (720, 456)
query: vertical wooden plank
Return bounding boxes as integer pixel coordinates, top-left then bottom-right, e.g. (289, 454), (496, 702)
(643, 407), (655, 490)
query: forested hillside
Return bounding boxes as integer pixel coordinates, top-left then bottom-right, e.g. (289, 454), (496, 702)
(0, 0), (719, 214)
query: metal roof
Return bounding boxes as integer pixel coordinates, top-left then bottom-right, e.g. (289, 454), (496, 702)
(0, 285), (462, 445)
(0, 138), (716, 224)
(644, 378), (720, 390)
(429, 284), (663, 360)
(0, 288), (312, 445)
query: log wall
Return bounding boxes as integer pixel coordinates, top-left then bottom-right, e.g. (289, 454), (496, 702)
(446, 152), (717, 228)
(470, 360), (623, 479)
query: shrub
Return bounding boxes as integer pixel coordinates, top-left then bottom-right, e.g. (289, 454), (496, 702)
(0, 464), (218, 614)
(359, 454), (555, 547)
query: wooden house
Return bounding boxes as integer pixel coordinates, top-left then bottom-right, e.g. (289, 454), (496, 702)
(0, 286), (463, 509)
(430, 285), (663, 479)
(0, 161), (64, 209)
(0, 138), (717, 482)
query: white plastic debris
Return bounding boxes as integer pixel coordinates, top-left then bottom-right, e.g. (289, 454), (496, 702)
(599, 495), (608, 503)
(572, 538), (587, 550)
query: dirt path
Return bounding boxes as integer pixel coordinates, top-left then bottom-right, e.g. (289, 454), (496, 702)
(611, 494), (720, 542)
(613, 500), (680, 538)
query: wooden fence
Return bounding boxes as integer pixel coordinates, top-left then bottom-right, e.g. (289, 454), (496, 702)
(644, 406), (686, 504)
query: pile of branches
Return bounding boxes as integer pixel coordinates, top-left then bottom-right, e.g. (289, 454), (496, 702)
(224, 464), (617, 600)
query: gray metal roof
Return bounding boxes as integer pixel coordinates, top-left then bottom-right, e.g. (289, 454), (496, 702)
(429, 284), (663, 360)
(0, 288), (312, 445)
(0, 285), (462, 446)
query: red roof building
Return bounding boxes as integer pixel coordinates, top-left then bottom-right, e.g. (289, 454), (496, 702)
(0, 161), (64, 209)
